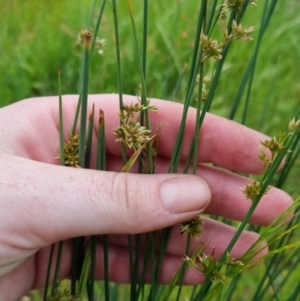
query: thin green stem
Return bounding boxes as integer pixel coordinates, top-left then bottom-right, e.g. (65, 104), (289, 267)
(50, 241), (64, 297)
(168, 0), (207, 174)
(175, 235), (191, 301)
(91, 0), (108, 52)
(78, 32), (91, 168)
(58, 70), (65, 165)
(127, 0), (153, 173)
(192, 62), (204, 174)
(78, 244), (92, 301)
(85, 104), (95, 169)
(43, 244), (55, 301)
(229, 0), (278, 121)
(71, 32), (91, 296)
(96, 109), (109, 301)
(112, 0), (127, 165)
(88, 0), (98, 29)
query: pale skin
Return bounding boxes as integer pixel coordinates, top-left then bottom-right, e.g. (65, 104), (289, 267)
(0, 95), (292, 300)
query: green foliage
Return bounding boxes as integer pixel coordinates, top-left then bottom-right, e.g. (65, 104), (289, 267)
(1, 1), (299, 125)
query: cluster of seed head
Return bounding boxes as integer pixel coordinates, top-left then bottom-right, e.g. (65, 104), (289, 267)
(184, 250), (244, 284)
(179, 216), (204, 238)
(114, 99), (158, 173)
(241, 180), (270, 202)
(220, 0), (257, 19)
(57, 131), (80, 168)
(114, 121), (152, 150)
(114, 101), (157, 151)
(77, 29), (106, 55)
(230, 20), (255, 41)
(201, 20), (255, 62)
(201, 35), (223, 61)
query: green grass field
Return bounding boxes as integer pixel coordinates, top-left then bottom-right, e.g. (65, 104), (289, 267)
(1, 1), (299, 125)
(1, 1), (300, 300)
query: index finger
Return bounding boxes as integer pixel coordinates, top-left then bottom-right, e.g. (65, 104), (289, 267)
(3, 94), (269, 174)
(95, 95), (268, 174)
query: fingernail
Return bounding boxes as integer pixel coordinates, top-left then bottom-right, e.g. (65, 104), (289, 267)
(160, 176), (211, 214)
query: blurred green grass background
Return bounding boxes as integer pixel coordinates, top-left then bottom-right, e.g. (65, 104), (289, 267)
(1, 1), (300, 300)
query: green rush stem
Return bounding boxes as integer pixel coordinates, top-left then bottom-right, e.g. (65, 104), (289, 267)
(72, 0), (107, 134)
(84, 109), (98, 301)
(237, 0), (253, 23)
(96, 109), (106, 169)
(138, 0), (148, 172)
(150, 228), (171, 301)
(132, 234), (141, 301)
(138, 0), (148, 154)
(71, 237), (85, 295)
(112, 0), (127, 165)
(133, 3), (151, 299)
(72, 95), (81, 135)
(142, 0), (148, 79)
(88, 0), (98, 29)
(276, 133), (300, 188)
(103, 235), (110, 301)
(241, 1), (275, 125)
(276, 105), (300, 188)
(135, 233), (154, 300)
(91, 0), (108, 52)
(51, 241), (64, 297)
(71, 32), (91, 296)
(46, 70), (65, 299)
(78, 244), (92, 301)
(229, 0), (278, 120)
(85, 104), (95, 169)
(151, 3), (206, 298)
(128, 236), (135, 301)
(192, 63), (204, 174)
(186, 0), (206, 93)
(125, 3), (154, 294)
(78, 34), (91, 168)
(168, 0), (207, 174)
(96, 109), (108, 300)
(127, 0), (153, 173)
(58, 70), (65, 165)
(183, 45), (230, 173)
(175, 235), (191, 301)
(43, 244), (55, 301)
(87, 236), (97, 301)
(206, 0), (220, 34)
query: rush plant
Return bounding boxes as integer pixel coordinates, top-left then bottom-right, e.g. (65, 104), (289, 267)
(17, 0), (300, 300)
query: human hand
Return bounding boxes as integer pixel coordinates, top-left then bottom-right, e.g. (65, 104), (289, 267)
(0, 95), (292, 300)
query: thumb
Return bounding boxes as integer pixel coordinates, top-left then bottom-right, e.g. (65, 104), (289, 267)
(0, 152), (211, 247)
